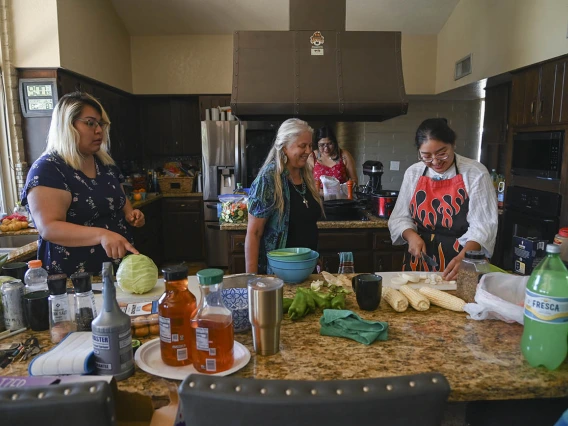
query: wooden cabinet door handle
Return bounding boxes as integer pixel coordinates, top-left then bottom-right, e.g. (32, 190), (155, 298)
(530, 101), (535, 116)
(382, 239), (391, 244)
(540, 100), (544, 117)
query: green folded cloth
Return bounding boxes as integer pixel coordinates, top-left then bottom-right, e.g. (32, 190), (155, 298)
(319, 309), (388, 345)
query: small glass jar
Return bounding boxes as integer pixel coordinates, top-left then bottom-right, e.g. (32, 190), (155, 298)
(456, 251), (490, 303)
(71, 272), (97, 332)
(47, 274), (75, 343)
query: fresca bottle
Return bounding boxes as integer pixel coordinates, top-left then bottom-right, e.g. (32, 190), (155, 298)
(158, 265), (197, 366)
(521, 244), (568, 370)
(192, 269), (234, 374)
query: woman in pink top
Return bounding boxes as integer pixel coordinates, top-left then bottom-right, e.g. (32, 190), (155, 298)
(308, 126), (358, 185)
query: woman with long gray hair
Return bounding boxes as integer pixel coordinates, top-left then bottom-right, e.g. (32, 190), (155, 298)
(245, 118), (323, 273)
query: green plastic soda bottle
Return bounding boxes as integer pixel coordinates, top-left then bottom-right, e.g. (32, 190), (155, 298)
(521, 244), (568, 370)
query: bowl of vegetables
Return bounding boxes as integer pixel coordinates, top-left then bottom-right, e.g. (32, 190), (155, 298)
(267, 247), (312, 261)
(268, 250), (319, 284)
(219, 194), (248, 224)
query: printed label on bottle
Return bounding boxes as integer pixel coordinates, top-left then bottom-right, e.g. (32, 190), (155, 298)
(92, 334), (110, 350)
(159, 316), (171, 343)
(196, 327), (209, 351)
(177, 347), (188, 361)
(52, 297), (70, 323)
(206, 358), (216, 372)
(524, 289), (568, 324)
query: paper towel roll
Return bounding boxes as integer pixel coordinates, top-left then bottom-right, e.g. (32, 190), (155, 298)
(211, 108), (220, 121)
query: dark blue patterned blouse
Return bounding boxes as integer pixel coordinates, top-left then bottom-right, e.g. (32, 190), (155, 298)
(21, 152), (132, 276)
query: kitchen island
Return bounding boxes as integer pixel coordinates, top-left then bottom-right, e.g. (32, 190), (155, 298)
(1, 274), (566, 410)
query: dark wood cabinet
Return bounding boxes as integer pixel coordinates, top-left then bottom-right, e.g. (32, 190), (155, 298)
(480, 84), (509, 173)
(225, 227), (404, 274)
(509, 58), (568, 127)
(161, 197), (204, 262)
(138, 96), (201, 157)
(131, 199), (163, 267)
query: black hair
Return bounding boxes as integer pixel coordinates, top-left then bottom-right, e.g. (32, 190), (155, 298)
(415, 118), (456, 149)
(315, 125), (340, 159)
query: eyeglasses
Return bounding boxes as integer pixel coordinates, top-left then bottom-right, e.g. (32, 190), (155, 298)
(418, 152), (450, 163)
(318, 142), (333, 149)
(75, 118), (110, 131)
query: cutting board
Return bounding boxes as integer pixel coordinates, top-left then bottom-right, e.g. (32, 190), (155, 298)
(374, 271), (457, 291)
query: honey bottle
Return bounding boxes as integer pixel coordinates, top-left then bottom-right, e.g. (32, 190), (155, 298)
(191, 269), (234, 374)
(158, 265), (197, 366)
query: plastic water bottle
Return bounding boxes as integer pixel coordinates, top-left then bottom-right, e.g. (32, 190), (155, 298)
(521, 244), (568, 370)
(23, 260), (49, 331)
(91, 262), (134, 381)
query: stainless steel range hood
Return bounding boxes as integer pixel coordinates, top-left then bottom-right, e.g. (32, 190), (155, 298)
(230, 0), (408, 122)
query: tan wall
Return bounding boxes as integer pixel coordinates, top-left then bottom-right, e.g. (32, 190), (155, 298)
(131, 35), (233, 94)
(11, 0), (60, 67)
(56, 0), (132, 92)
(436, 0), (568, 93)
(401, 34), (437, 95)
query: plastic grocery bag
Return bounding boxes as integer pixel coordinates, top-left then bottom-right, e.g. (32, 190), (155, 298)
(320, 176), (346, 200)
(463, 272), (528, 324)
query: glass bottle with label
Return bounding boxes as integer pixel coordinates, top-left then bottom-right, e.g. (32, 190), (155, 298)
(158, 265), (197, 366)
(47, 274), (75, 343)
(71, 272), (97, 332)
(521, 244), (568, 370)
(192, 268), (234, 374)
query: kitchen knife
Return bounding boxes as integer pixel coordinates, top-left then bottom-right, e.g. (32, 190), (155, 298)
(421, 252), (439, 268)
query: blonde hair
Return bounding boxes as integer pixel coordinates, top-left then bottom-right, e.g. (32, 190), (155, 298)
(261, 118), (323, 217)
(44, 92), (114, 170)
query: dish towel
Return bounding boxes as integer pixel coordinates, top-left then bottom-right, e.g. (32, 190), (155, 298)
(29, 332), (95, 376)
(319, 309), (388, 345)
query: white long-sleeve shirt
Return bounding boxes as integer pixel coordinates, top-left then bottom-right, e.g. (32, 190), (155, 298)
(388, 154), (498, 258)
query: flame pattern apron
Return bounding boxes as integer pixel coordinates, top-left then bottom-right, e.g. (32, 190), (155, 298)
(402, 162), (470, 272)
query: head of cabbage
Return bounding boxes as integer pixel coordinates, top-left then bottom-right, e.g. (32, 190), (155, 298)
(116, 254), (158, 294)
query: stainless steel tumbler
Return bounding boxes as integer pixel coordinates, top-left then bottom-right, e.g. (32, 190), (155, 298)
(248, 277), (283, 356)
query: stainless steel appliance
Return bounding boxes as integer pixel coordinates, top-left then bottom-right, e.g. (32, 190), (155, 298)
(202, 121), (277, 268)
(361, 161), (384, 194)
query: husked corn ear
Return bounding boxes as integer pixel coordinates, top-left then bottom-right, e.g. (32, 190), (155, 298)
(399, 285), (430, 311)
(382, 287), (408, 312)
(418, 287), (466, 312)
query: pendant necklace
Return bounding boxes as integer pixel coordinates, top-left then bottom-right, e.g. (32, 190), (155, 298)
(290, 178), (309, 208)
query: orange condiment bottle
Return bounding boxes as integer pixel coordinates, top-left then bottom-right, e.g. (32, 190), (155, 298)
(347, 179), (354, 200)
(158, 265), (197, 366)
(191, 269), (234, 374)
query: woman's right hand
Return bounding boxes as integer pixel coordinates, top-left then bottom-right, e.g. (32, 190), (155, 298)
(100, 230), (139, 259)
(403, 229), (426, 259)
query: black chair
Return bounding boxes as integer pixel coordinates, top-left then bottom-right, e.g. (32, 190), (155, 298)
(179, 372), (451, 426)
(0, 380), (116, 426)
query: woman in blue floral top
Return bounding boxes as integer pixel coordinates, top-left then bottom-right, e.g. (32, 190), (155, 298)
(21, 92), (145, 276)
(246, 119), (323, 274)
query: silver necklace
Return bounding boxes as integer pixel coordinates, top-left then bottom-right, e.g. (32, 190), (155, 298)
(290, 179), (309, 208)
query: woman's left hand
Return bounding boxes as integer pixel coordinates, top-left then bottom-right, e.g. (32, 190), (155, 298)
(126, 209), (145, 227)
(442, 254), (463, 281)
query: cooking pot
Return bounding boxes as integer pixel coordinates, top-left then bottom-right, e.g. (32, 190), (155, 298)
(323, 199), (365, 220)
(371, 190), (399, 218)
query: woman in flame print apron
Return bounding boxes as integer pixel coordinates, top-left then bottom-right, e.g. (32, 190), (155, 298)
(389, 118), (498, 281)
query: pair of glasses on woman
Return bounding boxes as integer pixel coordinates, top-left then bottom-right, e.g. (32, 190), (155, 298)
(418, 153), (450, 163)
(75, 118), (110, 131)
(318, 142), (333, 149)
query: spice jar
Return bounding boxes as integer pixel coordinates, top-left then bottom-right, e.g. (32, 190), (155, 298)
(71, 272), (97, 331)
(456, 251), (490, 303)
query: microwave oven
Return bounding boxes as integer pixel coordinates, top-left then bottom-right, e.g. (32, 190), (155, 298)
(511, 131), (564, 180)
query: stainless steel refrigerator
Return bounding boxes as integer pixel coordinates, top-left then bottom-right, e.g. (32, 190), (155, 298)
(202, 121), (277, 268)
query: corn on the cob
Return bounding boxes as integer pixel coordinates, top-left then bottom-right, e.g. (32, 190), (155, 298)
(399, 285), (430, 311)
(418, 287), (466, 312)
(382, 287), (408, 312)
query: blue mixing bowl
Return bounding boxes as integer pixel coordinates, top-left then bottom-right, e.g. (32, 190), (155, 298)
(268, 250), (319, 283)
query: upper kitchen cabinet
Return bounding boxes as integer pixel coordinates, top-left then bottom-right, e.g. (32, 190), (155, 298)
(509, 57), (568, 127)
(198, 95), (231, 121)
(480, 83), (509, 173)
(138, 96), (201, 157)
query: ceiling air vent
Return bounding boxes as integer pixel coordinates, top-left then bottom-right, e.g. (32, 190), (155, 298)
(454, 54), (472, 80)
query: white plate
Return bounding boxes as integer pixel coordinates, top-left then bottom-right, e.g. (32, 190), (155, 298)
(135, 338), (251, 380)
(375, 271), (457, 291)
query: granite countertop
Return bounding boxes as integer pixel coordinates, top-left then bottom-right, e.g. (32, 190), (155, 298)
(221, 210), (389, 231)
(1, 274), (566, 407)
